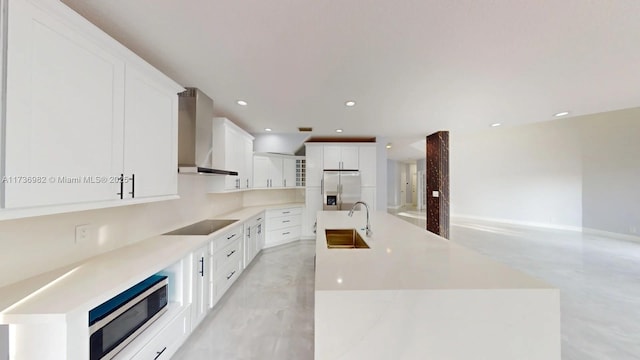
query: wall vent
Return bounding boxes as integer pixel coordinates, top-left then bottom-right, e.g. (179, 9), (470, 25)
(298, 127), (313, 132)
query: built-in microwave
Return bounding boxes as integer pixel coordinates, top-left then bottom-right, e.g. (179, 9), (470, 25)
(89, 274), (168, 360)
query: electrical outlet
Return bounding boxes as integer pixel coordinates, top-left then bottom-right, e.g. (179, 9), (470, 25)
(75, 224), (91, 244)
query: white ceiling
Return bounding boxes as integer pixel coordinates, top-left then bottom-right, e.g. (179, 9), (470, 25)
(62, 0), (640, 160)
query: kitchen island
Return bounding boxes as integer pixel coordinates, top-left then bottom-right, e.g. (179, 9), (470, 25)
(315, 211), (560, 360)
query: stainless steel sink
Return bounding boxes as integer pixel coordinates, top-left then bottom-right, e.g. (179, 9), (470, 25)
(164, 219), (238, 236)
(325, 229), (370, 249)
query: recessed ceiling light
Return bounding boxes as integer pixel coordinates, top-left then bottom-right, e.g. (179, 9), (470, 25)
(491, 123), (502, 127)
(345, 101), (356, 107)
(335, 129), (343, 133)
(264, 128), (272, 132)
(386, 144), (392, 149)
(236, 100), (248, 106)
(554, 111), (569, 117)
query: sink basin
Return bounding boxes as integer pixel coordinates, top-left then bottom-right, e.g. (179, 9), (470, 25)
(163, 219), (238, 236)
(325, 229), (369, 249)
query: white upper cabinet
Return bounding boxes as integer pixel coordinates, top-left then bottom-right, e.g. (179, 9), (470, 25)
(340, 146), (360, 169)
(211, 118), (254, 191)
(268, 156), (284, 188)
(123, 66), (179, 199)
(243, 137), (254, 189)
(253, 154), (297, 189)
(322, 146), (341, 169)
(4, 0), (126, 208)
(1, 0), (182, 215)
(282, 157), (296, 188)
(358, 145), (377, 187)
(323, 145), (359, 169)
(253, 156), (270, 189)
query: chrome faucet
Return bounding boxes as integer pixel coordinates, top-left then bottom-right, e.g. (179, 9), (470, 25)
(348, 201), (372, 237)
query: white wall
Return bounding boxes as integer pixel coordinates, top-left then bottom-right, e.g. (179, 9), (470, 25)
(0, 325), (7, 360)
(579, 109), (640, 235)
(451, 107), (640, 236)
(450, 119), (583, 229)
(375, 139), (388, 211)
(387, 160), (400, 208)
(252, 133), (310, 154)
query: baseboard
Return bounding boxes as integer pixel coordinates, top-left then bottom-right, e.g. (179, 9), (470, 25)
(583, 227), (640, 244)
(452, 214), (583, 232)
(452, 215), (640, 243)
(263, 237), (315, 250)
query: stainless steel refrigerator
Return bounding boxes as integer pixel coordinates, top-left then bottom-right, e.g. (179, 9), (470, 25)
(322, 170), (361, 210)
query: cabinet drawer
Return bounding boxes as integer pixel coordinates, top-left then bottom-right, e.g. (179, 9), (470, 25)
(211, 257), (243, 307)
(267, 214), (301, 231)
(131, 306), (190, 360)
(266, 207), (302, 219)
(252, 212), (266, 224)
(267, 226), (301, 244)
(212, 237), (242, 278)
(210, 225), (242, 252)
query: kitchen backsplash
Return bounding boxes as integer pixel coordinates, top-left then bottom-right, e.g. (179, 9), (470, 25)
(242, 188), (305, 207)
(0, 176), (244, 288)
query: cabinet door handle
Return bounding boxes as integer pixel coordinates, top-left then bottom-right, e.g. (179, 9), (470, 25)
(227, 233), (236, 240)
(321, 179), (324, 194)
(199, 257), (204, 277)
(282, 231), (290, 235)
(129, 174), (135, 198)
(284, 179), (286, 187)
(282, 220), (290, 223)
(246, 179), (249, 188)
(226, 271), (236, 280)
(117, 173), (124, 199)
(226, 249), (236, 257)
(257, 217), (262, 221)
(154, 347), (167, 360)
(282, 211), (290, 214)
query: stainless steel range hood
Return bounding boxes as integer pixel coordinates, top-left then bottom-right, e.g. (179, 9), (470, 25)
(177, 88), (238, 176)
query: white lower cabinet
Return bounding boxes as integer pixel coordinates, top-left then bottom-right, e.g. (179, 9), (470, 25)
(209, 225), (244, 308)
(302, 187), (322, 238)
(131, 305), (191, 360)
(211, 256), (243, 306)
(191, 244), (210, 330)
(243, 212), (265, 268)
(265, 207), (302, 247)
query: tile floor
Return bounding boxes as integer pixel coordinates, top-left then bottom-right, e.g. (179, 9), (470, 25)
(174, 208), (640, 360)
(172, 241), (316, 360)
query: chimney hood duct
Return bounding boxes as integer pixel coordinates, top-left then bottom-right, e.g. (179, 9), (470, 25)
(177, 88), (238, 176)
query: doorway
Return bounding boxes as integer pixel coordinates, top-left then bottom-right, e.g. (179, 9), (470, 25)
(416, 170), (426, 210)
(410, 163), (417, 206)
(400, 167), (407, 207)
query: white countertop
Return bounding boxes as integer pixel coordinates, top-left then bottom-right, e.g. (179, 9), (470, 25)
(315, 211), (553, 291)
(0, 203), (303, 323)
